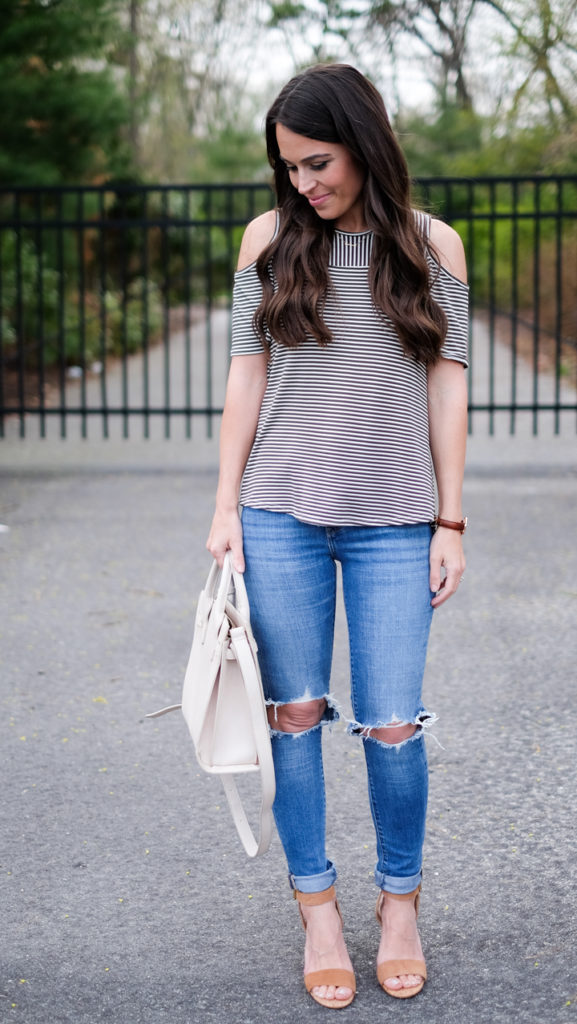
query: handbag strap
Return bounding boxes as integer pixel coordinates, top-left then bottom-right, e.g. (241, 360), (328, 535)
(146, 704), (181, 717)
(203, 552), (251, 625)
(224, 625), (275, 857)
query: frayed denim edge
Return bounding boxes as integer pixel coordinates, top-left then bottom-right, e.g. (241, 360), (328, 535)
(265, 692), (342, 739)
(346, 710), (442, 752)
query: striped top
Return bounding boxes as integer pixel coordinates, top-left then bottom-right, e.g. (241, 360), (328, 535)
(231, 212), (468, 527)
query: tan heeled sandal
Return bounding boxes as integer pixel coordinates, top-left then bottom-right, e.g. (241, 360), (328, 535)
(294, 885), (356, 1009)
(375, 885), (427, 999)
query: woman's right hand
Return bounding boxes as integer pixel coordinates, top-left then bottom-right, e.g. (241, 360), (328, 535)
(206, 508), (245, 572)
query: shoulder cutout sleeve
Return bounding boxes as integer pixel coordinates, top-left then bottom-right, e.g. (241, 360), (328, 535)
(231, 263), (266, 356)
(428, 257), (469, 367)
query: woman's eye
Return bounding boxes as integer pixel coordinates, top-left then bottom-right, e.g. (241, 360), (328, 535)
(285, 162), (328, 173)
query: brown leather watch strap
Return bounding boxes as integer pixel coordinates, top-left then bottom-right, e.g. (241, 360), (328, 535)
(433, 516), (468, 534)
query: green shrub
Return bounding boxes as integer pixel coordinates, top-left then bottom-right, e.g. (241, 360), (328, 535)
(0, 231), (61, 365)
(1, 231), (163, 369)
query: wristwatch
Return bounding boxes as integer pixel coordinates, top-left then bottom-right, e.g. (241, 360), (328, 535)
(433, 516), (468, 534)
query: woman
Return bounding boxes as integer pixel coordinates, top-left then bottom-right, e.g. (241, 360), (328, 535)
(207, 63), (468, 1009)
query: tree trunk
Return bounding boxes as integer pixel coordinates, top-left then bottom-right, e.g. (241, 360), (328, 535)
(128, 0), (140, 167)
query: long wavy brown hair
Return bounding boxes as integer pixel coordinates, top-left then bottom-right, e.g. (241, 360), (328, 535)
(254, 63), (447, 364)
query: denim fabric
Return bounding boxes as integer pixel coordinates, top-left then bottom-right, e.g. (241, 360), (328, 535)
(241, 507), (435, 894)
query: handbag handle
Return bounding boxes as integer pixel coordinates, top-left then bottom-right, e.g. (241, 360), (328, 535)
(203, 552), (251, 626)
(147, 553), (252, 720)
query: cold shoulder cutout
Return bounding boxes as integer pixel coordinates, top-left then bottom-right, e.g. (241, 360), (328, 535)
(236, 209), (278, 272)
(428, 218), (468, 285)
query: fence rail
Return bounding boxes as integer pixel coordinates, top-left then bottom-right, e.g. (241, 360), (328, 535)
(1, 176), (576, 439)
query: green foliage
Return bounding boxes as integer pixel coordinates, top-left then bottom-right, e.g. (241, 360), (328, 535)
(398, 105), (485, 178)
(187, 128), (270, 185)
(100, 180), (273, 297)
(0, 0), (131, 185)
(0, 230), (162, 369)
(0, 230), (61, 356)
(49, 278), (163, 366)
(100, 278), (163, 360)
(398, 102), (577, 179)
(267, 1), (308, 24)
(414, 175), (577, 351)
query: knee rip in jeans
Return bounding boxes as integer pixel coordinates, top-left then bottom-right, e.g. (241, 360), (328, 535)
(348, 711), (438, 751)
(266, 693), (340, 738)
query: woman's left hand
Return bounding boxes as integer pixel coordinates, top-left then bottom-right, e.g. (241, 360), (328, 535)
(429, 528), (466, 608)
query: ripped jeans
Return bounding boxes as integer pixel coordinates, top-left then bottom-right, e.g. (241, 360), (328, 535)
(241, 507), (435, 896)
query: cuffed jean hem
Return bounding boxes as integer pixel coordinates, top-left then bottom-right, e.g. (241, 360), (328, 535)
(374, 869), (422, 894)
(289, 861), (337, 894)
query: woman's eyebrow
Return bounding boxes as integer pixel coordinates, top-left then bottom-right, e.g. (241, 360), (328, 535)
(280, 153), (333, 164)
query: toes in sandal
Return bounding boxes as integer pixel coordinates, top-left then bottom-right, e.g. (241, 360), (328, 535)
(375, 886), (427, 999)
(294, 885), (356, 1009)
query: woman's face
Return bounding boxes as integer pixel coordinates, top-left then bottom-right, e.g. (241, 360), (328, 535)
(276, 123), (366, 232)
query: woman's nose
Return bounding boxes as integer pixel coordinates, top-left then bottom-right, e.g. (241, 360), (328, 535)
(296, 169), (316, 195)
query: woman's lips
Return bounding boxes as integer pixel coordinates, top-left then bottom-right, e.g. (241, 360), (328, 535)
(308, 194), (331, 207)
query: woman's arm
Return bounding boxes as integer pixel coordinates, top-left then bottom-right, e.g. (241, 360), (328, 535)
(206, 353), (268, 571)
(206, 210), (276, 571)
(428, 357), (468, 607)
(428, 219), (468, 608)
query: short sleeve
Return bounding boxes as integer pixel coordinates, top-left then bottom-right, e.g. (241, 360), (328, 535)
(429, 258), (469, 367)
(230, 263), (266, 356)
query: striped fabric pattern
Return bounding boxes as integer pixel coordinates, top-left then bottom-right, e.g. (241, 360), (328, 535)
(230, 214), (469, 527)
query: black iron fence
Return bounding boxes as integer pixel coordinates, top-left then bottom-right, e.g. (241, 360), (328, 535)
(1, 176), (576, 439)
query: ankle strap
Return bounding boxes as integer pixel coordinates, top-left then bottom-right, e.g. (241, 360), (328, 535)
(293, 884), (336, 906)
(376, 884), (421, 925)
(380, 885), (421, 901)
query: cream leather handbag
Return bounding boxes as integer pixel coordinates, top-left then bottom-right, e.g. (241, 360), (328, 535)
(148, 554), (275, 857)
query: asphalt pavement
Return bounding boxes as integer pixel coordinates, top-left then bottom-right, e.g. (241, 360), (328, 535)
(1, 422), (576, 1024)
